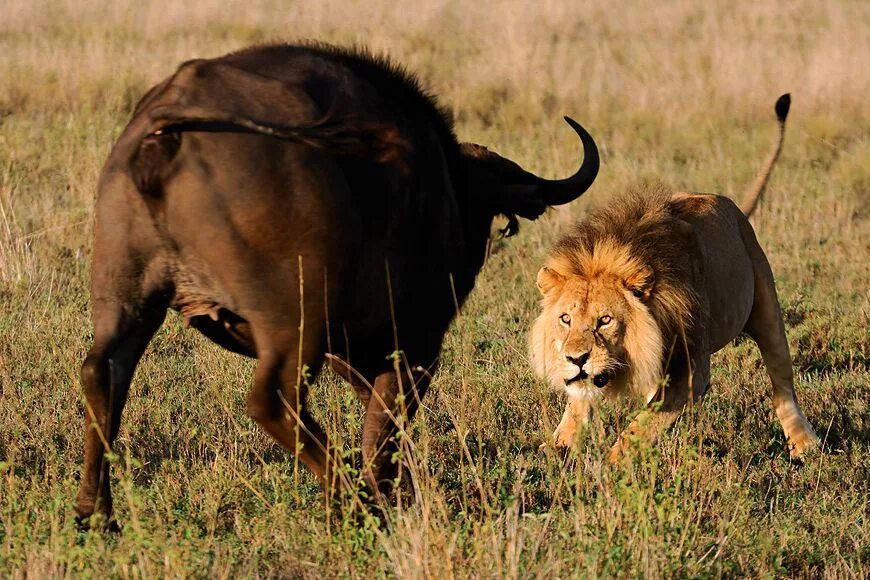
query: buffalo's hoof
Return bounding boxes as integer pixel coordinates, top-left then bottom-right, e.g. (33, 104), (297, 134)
(74, 512), (121, 534)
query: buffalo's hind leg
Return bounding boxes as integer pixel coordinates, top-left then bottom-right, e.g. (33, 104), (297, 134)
(75, 299), (166, 527)
(244, 322), (345, 499)
(361, 358), (434, 501)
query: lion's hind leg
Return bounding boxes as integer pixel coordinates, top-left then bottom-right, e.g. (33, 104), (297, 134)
(744, 255), (820, 459)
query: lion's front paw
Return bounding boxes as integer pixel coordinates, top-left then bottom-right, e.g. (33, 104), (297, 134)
(552, 425), (576, 449)
(788, 430), (821, 460)
(606, 440), (625, 464)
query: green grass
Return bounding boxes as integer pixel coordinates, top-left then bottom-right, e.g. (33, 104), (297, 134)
(1, 0), (868, 576)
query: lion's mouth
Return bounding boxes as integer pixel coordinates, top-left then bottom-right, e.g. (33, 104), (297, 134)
(592, 373), (611, 388)
(565, 370), (588, 386)
(565, 370), (611, 388)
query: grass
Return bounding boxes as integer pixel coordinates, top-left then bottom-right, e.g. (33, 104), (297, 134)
(1, 0), (868, 576)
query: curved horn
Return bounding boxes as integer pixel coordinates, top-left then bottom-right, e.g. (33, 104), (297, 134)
(536, 116), (600, 205)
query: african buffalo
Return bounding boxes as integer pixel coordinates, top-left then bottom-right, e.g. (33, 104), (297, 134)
(76, 43), (598, 524)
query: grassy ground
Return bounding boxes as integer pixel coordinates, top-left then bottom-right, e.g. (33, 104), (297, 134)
(1, 0), (868, 576)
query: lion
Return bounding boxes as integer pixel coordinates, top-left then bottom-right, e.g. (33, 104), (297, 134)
(530, 94), (820, 461)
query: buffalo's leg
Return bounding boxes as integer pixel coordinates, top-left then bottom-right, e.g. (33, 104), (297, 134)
(607, 347), (709, 463)
(361, 362), (431, 499)
(245, 337), (343, 494)
(745, 276), (819, 458)
(326, 353), (374, 407)
(76, 301), (166, 524)
(550, 394), (594, 449)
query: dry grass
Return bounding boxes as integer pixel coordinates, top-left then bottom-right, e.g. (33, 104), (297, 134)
(1, 0), (868, 576)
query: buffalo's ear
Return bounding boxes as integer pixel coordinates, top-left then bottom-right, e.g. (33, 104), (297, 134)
(624, 267), (654, 301)
(536, 266), (566, 296)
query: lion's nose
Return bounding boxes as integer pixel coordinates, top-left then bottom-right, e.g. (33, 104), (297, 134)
(565, 352), (590, 368)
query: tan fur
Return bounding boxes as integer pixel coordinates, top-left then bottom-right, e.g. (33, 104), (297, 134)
(530, 96), (819, 461)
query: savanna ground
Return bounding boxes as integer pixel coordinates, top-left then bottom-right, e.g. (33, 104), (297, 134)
(1, 0), (868, 576)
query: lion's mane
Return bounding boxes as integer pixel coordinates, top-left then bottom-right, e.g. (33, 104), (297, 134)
(530, 185), (701, 400)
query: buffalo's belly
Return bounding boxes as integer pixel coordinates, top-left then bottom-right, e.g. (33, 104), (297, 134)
(187, 309), (256, 357)
(169, 257), (257, 356)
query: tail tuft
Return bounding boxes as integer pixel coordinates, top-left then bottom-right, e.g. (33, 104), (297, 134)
(775, 93), (791, 123)
(739, 94), (791, 217)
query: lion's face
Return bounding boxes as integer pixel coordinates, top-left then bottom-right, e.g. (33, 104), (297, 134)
(530, 252), (665, 401)
(541, 274), (632, 392)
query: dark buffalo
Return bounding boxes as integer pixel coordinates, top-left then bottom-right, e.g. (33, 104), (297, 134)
(76, 43), (598, 523)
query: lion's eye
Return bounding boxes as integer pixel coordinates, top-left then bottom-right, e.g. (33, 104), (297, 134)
(559, 313), (571, 325)
(598, 315), (612, 326)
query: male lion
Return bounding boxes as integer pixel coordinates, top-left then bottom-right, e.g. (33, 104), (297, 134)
(530, 94), (820, 461)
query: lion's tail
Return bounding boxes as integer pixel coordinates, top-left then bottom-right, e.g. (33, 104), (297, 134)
(740, 93), (791, 218)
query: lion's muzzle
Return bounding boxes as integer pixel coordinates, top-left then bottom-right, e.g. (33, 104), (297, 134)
(564, 350), (611, 388)
(565, 369), (589, 386)
(564, 351), (591, 386)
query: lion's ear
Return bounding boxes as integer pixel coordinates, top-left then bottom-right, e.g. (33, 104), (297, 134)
(624, 267), (654, 301)
(536, 266), (566, 296)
